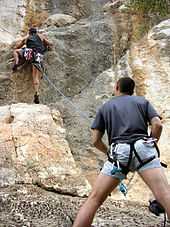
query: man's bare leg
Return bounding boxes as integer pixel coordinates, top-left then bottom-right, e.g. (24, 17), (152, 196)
(139, 167), (170, 219)
(73, 173), (119, 227)
(32, 65), (42, 103)
(12, 49), (21, 71)
(13, 49), (20, 65)
(32, 65), (41, 93)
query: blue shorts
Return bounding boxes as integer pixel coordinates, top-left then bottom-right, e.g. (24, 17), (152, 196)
(101, 139), (162, 179)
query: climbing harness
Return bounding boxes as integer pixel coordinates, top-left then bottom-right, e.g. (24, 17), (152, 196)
(108, 137), (161, 196)
(34, 52), (43, 63)
(24, 48), (33, 61)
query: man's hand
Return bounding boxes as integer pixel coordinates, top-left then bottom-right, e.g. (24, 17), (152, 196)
(40, 34), (53, 50)
(150, 116), (163, 142)
(91, 129), (108, 154)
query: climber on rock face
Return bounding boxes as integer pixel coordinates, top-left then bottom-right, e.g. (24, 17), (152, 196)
(12, 27), (52, 104)
(73, 77), (170, 227)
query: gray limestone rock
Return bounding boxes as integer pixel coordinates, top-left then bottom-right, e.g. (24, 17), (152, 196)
(41, 15), (114, 103)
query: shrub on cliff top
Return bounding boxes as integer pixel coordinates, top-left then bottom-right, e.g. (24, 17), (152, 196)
(127, 0), (169, 16)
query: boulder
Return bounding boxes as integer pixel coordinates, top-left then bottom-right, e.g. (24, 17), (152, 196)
(48, 0), (102, 18)
(149, 19), (170, 40)
(0, 103), (90, 196)
(45, 14), (77, 27)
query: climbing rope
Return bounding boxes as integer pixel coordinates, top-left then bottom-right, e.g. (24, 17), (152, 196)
(0, 26), (14, 35)
(126, 172), (135, 192)
(42, 70), (90, 122)
(164, 213), (167, 227)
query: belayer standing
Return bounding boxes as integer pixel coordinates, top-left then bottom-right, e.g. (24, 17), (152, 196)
(73, 77), (170, 227)
(12, 27), (52, 104)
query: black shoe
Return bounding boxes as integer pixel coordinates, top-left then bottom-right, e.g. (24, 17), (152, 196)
(34, 93), (40, 104)
(149, 200), (165, 216)
(12, 64), (18, 72)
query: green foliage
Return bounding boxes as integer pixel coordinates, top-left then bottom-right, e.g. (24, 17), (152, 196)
(127, 0), (169, 16)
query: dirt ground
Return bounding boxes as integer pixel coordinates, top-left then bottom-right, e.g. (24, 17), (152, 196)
(0, 185), (165, 227)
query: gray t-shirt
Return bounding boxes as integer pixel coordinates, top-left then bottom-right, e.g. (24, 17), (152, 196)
(91, 95), (160, 145)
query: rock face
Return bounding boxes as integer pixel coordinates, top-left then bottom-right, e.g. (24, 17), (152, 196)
(42, 14), (114, 101)
(62, 68), (115, 185)
(1, 0), (170, 226)
(0, 9), (132, 104)
(0, 103), (90, 196)
(0, 0), (26, 36)
(0, 0), (101, 36)
(128, 19), (170, 169)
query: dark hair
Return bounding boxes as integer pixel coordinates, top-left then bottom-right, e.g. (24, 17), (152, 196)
(29, 27), (37, 35)
(117, 77), (135, 95)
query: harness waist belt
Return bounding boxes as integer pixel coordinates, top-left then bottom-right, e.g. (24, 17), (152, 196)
(107, 139), (158, 174)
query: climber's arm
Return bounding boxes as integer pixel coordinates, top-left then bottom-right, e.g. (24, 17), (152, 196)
(91, 129), (108, 154)
(150, 116), (163, 142)
(14, 36), (27, 49)
(40, 34), (53, 50)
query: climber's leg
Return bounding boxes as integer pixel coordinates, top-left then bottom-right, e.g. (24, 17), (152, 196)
(12, 49), (21, 71)
(32, 65), (42, 104)
(140, 167), (170, 220)
(73, 173), (120, 227)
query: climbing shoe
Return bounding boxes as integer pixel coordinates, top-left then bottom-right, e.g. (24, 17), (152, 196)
(149, 199), (165, 216)
(33, 93), (40, 104)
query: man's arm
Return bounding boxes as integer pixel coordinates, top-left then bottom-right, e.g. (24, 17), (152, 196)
(39, 34), (53, 49)
(91, 129), (108, 154)
(14, 36), (27, 49)
(150, 116), (163, 142)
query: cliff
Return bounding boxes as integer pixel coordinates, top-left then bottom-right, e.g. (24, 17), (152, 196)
(0, 0), (170, 226)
